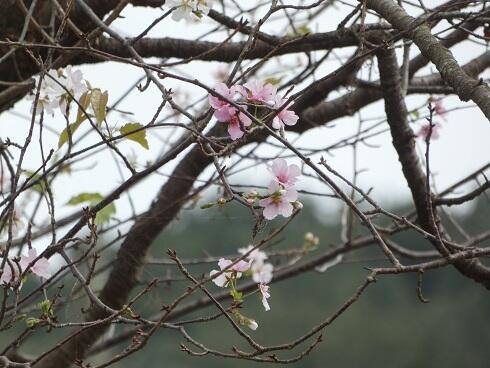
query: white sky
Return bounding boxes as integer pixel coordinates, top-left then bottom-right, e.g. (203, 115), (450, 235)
(1, 0), (489, 241)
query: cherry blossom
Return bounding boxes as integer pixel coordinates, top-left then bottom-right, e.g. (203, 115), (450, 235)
(270, 158), (301, 188)
(0, 259), (22, 285)
(27, 70), (62, 115)
(208, 83), (240, 121)
(216, 107), (252, 140)
(209, 257), (250, 287)
(167, 0), (211, 21)
(272, 96), (299, 130)
(417, 122), (441, 141)
(240, 80), (277, 104)
(238, 245), (268, 265)
(251, 261), (274, 284)
(259, 284), (271, 311)
(27, 67), (87, 116)
(20, 248), (51, 279)
(259, 181), (298, 220)
(58, 66), (88, 114)
(434, 99), (447, 121)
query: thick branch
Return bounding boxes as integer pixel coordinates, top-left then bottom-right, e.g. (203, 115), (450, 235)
(366, 0), (490, 121)
(376, 47), (490, 290)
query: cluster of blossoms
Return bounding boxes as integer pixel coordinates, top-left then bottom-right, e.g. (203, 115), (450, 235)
(249, 158), (301, 220)
(210, 245), (274, 330)
(208, 80), (299, 140)
(0, 249), (51, 287)
(27, 66), (87, 116)
(167, 0), (212, 21)
(417, 99), (447, 141)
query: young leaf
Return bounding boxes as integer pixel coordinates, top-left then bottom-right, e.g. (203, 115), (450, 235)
(67, 192), (103, 205)
(24, 170), (47, 193)
(66, 192), (116, 225)
(58, 121), (82, 148)
(119, 122), (149, 150)
(90, 88), (108, 125)
(76, 90), (91, 123)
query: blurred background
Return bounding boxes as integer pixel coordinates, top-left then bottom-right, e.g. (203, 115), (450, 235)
(2, 197), (489, 367)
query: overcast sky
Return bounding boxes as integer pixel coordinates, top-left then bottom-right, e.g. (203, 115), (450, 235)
(1, 0), (489, 238)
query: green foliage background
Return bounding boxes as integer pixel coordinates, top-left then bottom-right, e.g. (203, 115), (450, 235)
(3, 199), (489, 366)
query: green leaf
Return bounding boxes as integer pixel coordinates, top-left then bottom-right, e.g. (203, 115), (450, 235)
(58, 121), (82, 148)
(90, 88), (108, 125)
(26, 317), (41, 328)
(75, 90), (91, 124)
(67, 192), (104, 205)
(95, 203), (116, 226)
(264, 77), (282, 86)
(39, 299), (54, 318)
(24, 170), (47, 193)
(66, 192), (116, 225)
(296, 25), (311, 35)
(200, 202), (215, 209)
(119, 123), (149, 150)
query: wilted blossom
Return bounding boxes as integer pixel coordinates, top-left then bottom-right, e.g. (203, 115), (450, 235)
(270, 158), (300, 188)
(240, 80), (277, 104)
(209, 257), (250, 287)
(417, 122), (441, 141)
(167, 0), (211, 21)
(272, 96), (299, 130)
(259, 284), (271, 311)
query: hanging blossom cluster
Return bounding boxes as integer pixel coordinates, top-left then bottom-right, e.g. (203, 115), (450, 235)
(0, 249), (51, 287)
(167, 0), (212, 21)
(27, 66), (87, 116)
(245, 158), (302, 220)
(210, 245), (274, 330)
(208, 80), (299, 140)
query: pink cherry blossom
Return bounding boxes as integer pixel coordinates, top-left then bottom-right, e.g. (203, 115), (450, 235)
(209, 257), (250, 287)
(434, 99), (447, 121)
(417, 122), (441, 141)
(20, 248), (51, 279)
(0, 259), (22, 285)
(216, 107), (252, 140)
(259, 181), (298, 220)
(272, 96), (299, 129)
(208, 82), (239, 116)
(259, 284), (271, 311)
(241, 80), (277, 104)
(270, 158), (300, 188)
